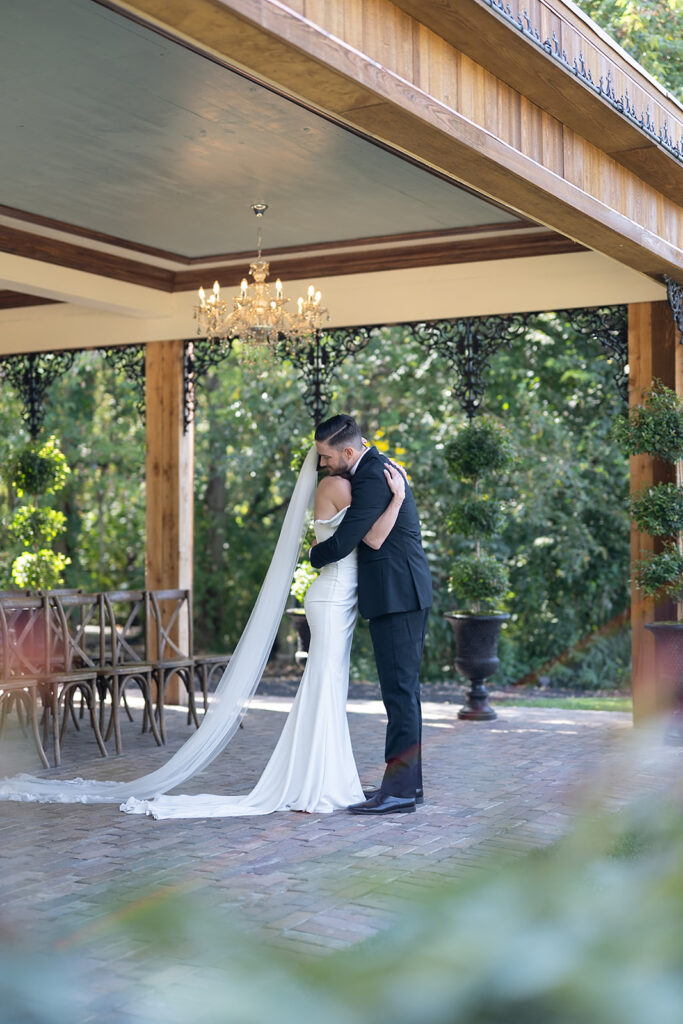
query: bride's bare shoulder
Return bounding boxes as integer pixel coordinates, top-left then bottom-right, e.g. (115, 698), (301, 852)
(315, 474), (351, 517)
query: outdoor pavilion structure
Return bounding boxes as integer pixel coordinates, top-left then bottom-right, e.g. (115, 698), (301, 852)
(0, 0), (681, 722)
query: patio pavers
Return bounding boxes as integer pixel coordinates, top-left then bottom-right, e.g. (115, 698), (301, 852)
(1, 687), (680, 1020)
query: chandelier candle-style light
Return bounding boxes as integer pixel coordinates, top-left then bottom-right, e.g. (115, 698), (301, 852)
(194, 203), (328, 358)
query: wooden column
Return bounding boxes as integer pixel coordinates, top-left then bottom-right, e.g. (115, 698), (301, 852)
(145, 340), (194, 703)
(628, 302), (681, 722)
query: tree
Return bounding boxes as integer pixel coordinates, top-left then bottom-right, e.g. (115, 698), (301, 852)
(577, 1), (683, 99)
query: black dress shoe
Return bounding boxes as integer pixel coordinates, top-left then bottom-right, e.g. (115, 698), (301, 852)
(348, 793), (416, 815)
(363, 786), (424, 805)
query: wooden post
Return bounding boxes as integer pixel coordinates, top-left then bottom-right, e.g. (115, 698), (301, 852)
(145, 340), (194, 703)
(628, 302), (681, 722)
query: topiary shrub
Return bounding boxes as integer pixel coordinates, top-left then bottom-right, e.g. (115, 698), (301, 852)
(448, 553), (509, 610)
(632, 543), (683, 602)
(444, 417), (514, 479)
(612, 380), (683, 463)
(615, 383), (683, 608)
(630, 483), (683, 537)
(444, 417), (514, 613)
(4, 435), (71, 590)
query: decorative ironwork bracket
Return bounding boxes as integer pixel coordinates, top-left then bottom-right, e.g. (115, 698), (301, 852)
(407, 314), (531, 420)
(183, 338), (234, 432)
(665, 276), (683, 343)
(563, 305), (628, 403)
(284, 327), (375, 424)
(0, 351), (77, 437)
(99, 344), (146, 421)
(485, 0), (682, 163)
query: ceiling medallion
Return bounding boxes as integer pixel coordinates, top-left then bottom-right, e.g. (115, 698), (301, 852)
(194, 203), (328, 360)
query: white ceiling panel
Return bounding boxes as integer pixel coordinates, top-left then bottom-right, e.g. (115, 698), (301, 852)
(0, 0), (518, 257)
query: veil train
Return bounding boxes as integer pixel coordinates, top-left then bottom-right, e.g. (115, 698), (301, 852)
(0, 447), (318, 805)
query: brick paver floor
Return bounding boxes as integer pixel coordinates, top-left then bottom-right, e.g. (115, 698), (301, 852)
(1, 686), (680, 1022)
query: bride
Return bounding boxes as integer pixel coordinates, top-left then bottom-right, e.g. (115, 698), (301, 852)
(0, 445), (405, 818)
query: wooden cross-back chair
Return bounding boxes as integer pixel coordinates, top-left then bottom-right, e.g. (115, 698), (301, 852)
(146, 588), (199, 743)
(0, 595), (49, 769)
(47, 591), (108, 765)
(100, 590), (162, 752)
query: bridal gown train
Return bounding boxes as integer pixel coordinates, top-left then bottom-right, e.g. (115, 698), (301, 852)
(122, 506), (365, 819)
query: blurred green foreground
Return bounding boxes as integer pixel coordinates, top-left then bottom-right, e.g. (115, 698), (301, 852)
(2, 779), (681, 1024)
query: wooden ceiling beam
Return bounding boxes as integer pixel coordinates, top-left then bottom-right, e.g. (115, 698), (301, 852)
(392, 0), (682, 206)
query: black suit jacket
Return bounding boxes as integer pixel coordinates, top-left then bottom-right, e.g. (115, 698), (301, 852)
(309, 447), (432, 620)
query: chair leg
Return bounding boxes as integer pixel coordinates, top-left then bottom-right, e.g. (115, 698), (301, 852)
(156, 674), (167, 745)
(121, 688), (134, 722)
(68, 691), (81, 732)
(85, 686), (108, 758)
(186, 673), (200, 730)
(51, 687), (61, 768)
(110, 677), (122, 755)
(24, 691), (49, 770)
(0, 696), (8, 740)
(15, 696), (28, 736)
(142, 680), (163, 747)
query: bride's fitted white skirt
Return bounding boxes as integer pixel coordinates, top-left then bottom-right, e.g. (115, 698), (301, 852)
(122, 558), (364, 819)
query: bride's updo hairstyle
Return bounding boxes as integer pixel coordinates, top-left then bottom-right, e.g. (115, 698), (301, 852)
(315, 413), (363, 450)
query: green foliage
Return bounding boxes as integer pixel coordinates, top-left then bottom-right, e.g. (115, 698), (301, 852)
(0, 311), (632, 686)
(444, 418), (514, 481)
(630, 483), (683, 537)
(612, 382), (683, 463)
(632, 542), (683, 600)
(448, 552), (509, 612)
(546, 625), (632, 691)
(578, 0), (683, 100)
(3, 434), (71, 590)
(7, 506), (66, 547)
(6, 435), (70, 497)
(290, 432), (315, 473)
(447, 496), (505, 539)
(11, 549), (70, 590)
(289, 560), (318, 604)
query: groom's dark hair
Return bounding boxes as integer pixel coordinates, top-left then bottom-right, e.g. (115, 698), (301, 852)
(315, 414), (362, 449)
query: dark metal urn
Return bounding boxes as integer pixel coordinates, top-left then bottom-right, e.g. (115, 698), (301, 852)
(445, 612), (510, 720)
(644, 621), (683, 745)
(285, 608), (311, 666)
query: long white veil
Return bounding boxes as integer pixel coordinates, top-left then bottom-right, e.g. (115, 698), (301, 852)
(0, 446), (318, 805)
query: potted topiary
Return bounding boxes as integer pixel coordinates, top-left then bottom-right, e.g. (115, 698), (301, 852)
(613, 381), (683, 741)
(443, 417), (514, 720)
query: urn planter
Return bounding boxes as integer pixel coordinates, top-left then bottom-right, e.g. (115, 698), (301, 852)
(445, 612), (510, 720)
(644, 621), (683, 745)
(285, 607), (311, 666)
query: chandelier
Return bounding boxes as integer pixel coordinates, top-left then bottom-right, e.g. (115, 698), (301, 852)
(194, 203), (328, 356)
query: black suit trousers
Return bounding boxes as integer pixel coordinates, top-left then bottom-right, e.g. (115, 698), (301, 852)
(369, 606), (430, 797)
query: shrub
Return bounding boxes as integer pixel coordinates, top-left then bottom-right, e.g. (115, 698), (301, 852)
(4, 435), (71, 591)
(448, 553), (509, 611)
(444, 418), (514, 480)
(11, 550), (70, 590)
(6, 435), (70, 497)
(632, 542), (683, 601)
(290, 560), (318, 604)
(447, 497), (505, 539)
(612, 381), (683, 463)
(630, 483), (683, 537)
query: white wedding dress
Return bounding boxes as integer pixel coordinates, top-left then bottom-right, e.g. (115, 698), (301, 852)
(0, 447), (365, 817)
(122, 507), (364, 818)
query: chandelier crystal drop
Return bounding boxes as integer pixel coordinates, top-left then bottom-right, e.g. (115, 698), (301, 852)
(194, 203), (328, 358)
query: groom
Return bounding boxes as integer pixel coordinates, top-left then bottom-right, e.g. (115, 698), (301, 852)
(309, 414), (432, 814)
